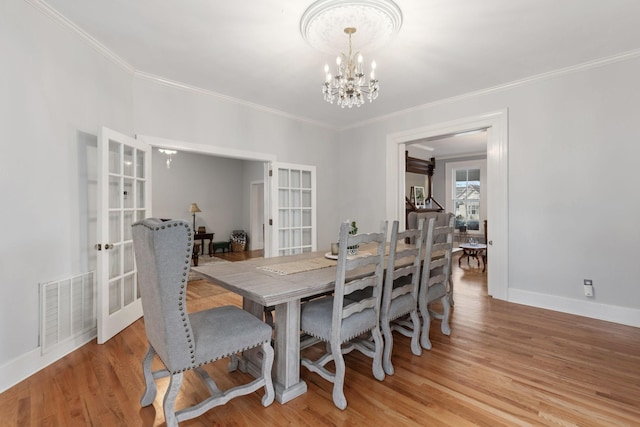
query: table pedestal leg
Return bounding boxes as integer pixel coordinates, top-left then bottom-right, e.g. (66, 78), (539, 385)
(273, 300), (307, 403)
(241, 299), (307, 403)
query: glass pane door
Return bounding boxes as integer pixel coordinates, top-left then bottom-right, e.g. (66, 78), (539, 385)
(270, 163), (316, 256)
(97, 127), (151, 343)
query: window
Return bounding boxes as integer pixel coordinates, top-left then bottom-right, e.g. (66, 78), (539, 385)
(454, 168), (480, 230)
(445, 160), (486, 234)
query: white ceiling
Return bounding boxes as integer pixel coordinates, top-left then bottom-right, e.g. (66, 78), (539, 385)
(43, 0), (640, 139)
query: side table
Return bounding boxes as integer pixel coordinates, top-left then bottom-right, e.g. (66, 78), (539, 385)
(192, 243), (201, 266)
(458, 243), (487, 272)
(194, 232), (214, 257)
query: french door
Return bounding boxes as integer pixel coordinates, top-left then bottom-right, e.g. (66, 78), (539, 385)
(96, 127), (151, 343)
(268, 163), (316, 257)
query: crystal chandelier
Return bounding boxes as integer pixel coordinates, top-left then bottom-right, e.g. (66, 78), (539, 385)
(158, 148), (177, 169)
(322, 27), (378, 108)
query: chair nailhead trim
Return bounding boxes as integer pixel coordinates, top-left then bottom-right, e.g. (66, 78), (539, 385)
(137, 219), (199, 366)
(192, 340), (270, 369)
(167, 340), (271, 374)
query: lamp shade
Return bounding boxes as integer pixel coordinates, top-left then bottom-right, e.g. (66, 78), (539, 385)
(189, 203), (202, 213)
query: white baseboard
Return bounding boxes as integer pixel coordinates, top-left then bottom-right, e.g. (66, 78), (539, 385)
(0, 328), (96, 394)
(508, 289), (640, 328)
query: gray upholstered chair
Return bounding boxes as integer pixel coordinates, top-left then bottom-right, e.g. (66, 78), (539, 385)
(419, 214), (455, 350)
(300, 221), (387, 410)
(380, 219), (426, 375)
(407, 210), (456, 305)
(131, 218), (274, 427)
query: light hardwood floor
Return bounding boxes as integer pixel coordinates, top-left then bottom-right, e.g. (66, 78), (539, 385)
(1, 252), (639, 426)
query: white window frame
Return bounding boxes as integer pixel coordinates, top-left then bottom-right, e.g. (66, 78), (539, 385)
(445, 159), (487, 236)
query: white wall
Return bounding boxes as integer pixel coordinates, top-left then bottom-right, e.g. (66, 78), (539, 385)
(0, 0), (134, 386)
(132, 77), (341, 250)
(339, 56), (640, 324)
(152, 150), (258, 241)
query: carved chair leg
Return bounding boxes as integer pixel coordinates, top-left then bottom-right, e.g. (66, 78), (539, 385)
(419, 292), (433, 350)
(371, 326), (385, 381)
(421, 304), (433, 350)
(409, 309), (422, 356)
(140, 345), (157, 407)
(163, 372), (183, 427)
(441, 295), (451, 336)
(381, 319), (395, 375)
(260, 341), (275, 406)
(331, 343), (347, 410)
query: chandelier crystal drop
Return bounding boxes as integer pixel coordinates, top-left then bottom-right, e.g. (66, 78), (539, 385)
(322, 27), (379, 108)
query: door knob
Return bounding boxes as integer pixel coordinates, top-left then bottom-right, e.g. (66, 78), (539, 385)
(105, 243), (114, 250)
(488, 240), (493, 245)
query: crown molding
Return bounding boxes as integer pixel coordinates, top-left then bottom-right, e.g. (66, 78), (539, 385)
(23, 0), (335, 131)
(24, 0), (134, 74)
(340, 48), (640, 131)
(133, 71), (334, 130)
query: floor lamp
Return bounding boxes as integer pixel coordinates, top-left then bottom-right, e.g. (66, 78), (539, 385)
(189, 203), (201, 232)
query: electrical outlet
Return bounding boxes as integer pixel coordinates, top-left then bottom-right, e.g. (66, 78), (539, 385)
(583, 279), (594, 297)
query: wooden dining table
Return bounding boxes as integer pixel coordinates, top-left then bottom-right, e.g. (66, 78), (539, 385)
(192, 250), (349, 404)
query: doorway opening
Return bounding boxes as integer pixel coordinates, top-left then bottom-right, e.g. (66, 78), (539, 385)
(385, 110), (508, 300)
(250, 181), (264, 251)
(137, 135), (276, 257)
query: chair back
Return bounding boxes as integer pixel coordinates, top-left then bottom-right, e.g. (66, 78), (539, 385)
(420, 213), (455, 303)
(332, 221), (387, 344)
(132, 218), (195, 372)
(382, 219), (425, 320)
(407, 211), (452, 242)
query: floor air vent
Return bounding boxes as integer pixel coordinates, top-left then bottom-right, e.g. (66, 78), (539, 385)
(40, 272), (96, 355)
